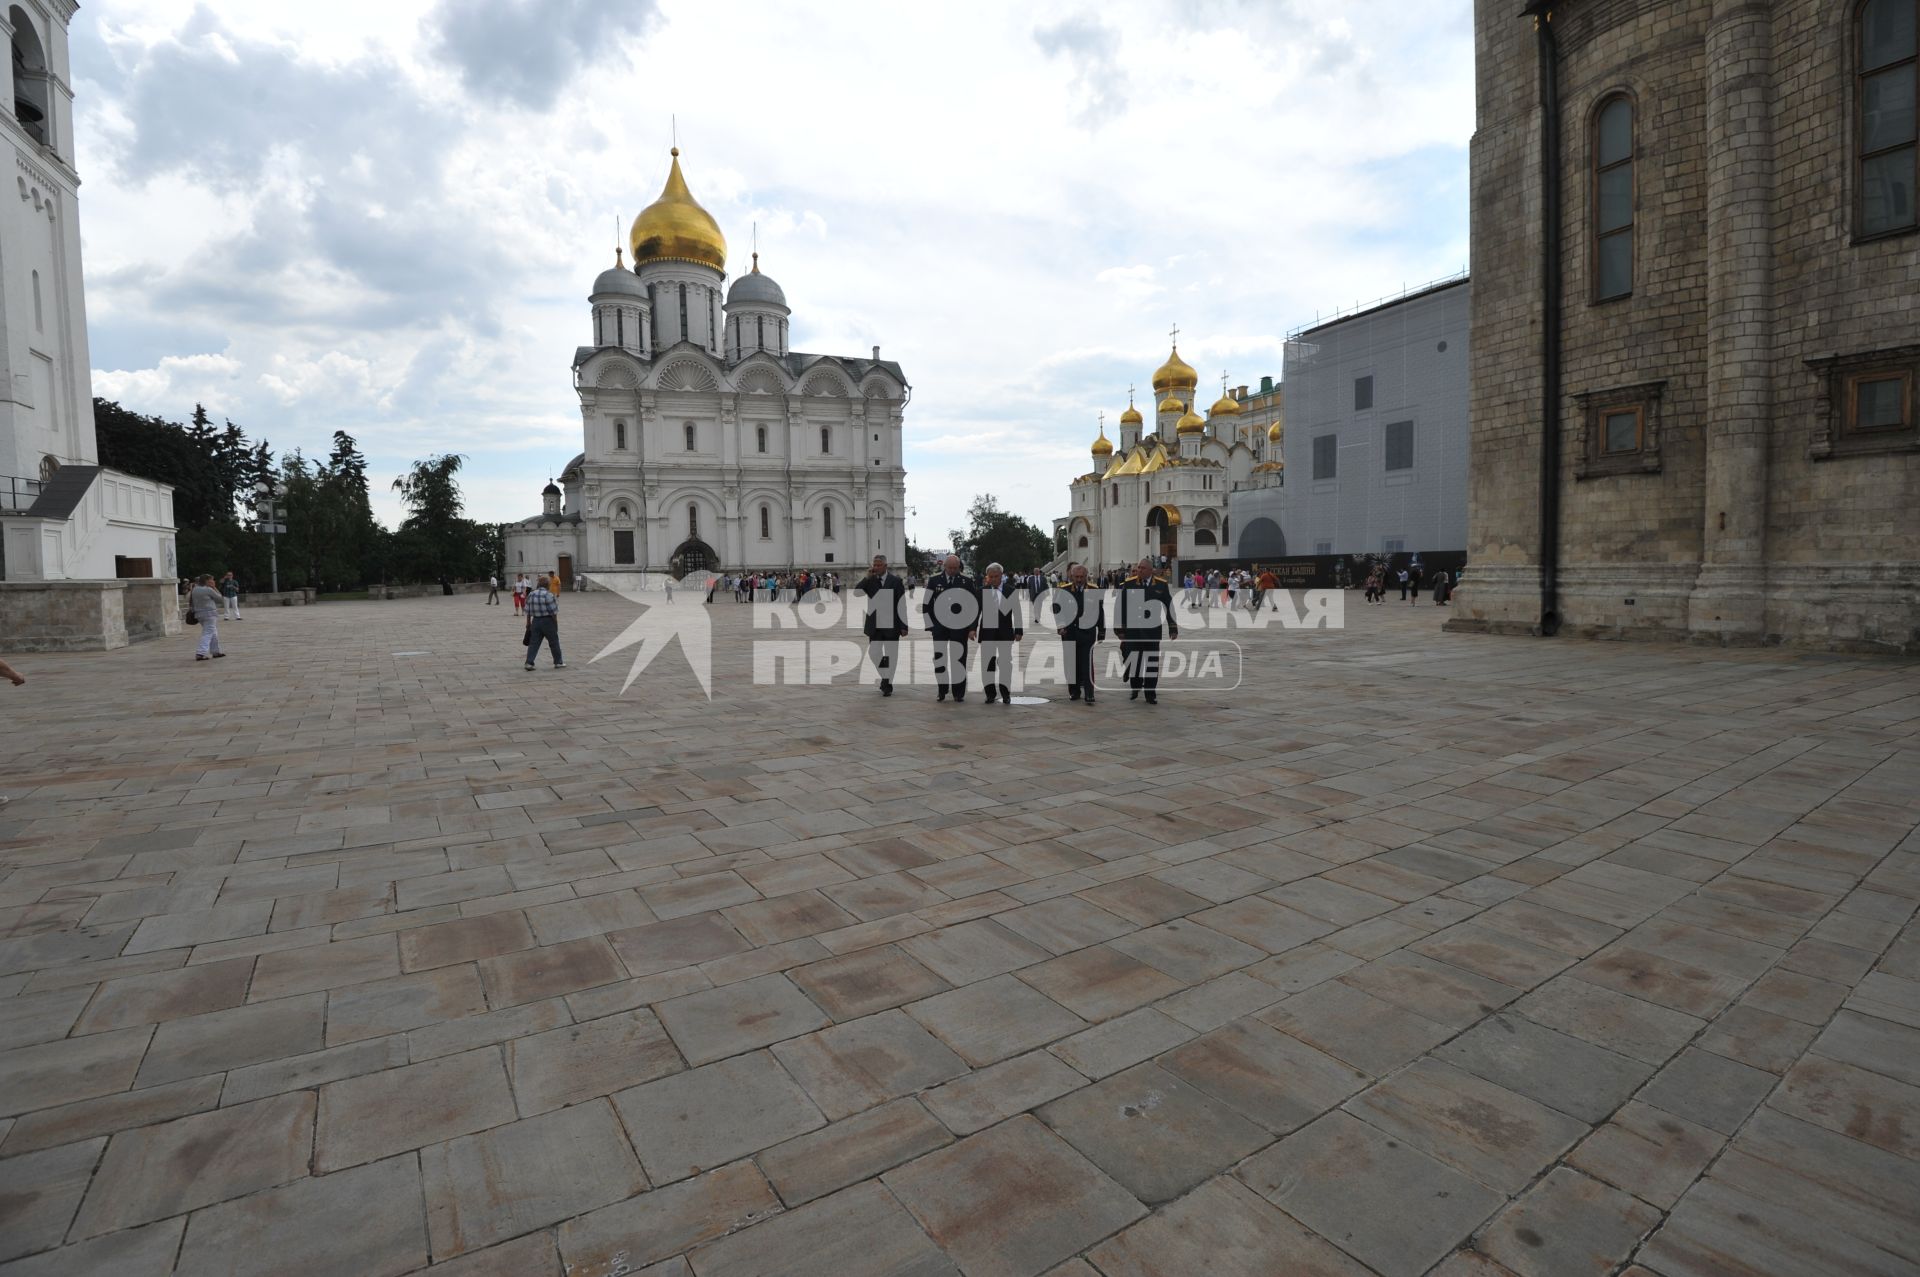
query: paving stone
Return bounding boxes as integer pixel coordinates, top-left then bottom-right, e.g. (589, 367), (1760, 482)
(1638, 1175), (1913, 1277)
(70, 957), (250, 1035)
(906, 973), (1086, 1066)
(921, 1049), (1088, 1135)
(1036, 1060), (1271, 1204)
(1338, 950), (1520, 1028)
(759, 1097), (953, 1206)
(505, 1007), (683, 1115)
(0, 987), (89, 1048)
(685, 1180), (956, 1277)
(0, 1219), (184, 1276)
(721, 889), (859, 946)
(1050, 1007), (1196, 1078)
(899, 918), (1051, 985)
(884, 1115), (1146, 1277)
(124, 902), (271, 955)
(1258, 980), (1453, 1076)
(0, 1074), (223, 1154)
(0, 1137), (104, 1262)
(1346, 1058), (1589, 1194)
(1409, 922), (1574, 989)
(1245, 941), (1364, 993)
(1238, 1110), (1503, 1277)
(1159, 1017), (1369, 1133)
(1189, 896), (1336, 954)
(174, 1154), (428, 1277)
(655, 972), (830, 1065)
(0, 1024), (151, 1116)
(417, 1230), (561, 1276)
(137, 993), (325, 1086)
(1566, 1101), (1725, 1210)
(1109, 918), (1265, 983)
(325, 964), (488, 1045)
(1435, 1012), (1654, 1122)
(406, 996), (570, 1061)
(605, 913), (755, 984)
(398, 911), (536, 972)
(315, 1047), (518, 1170)
(788, 943), (951, 1021)
(558, 1162), (781, 1276)
(421, 1100), (646, 1258)
(994, 896), (1135, 954)
(1015, 945), (1186, 1022)
(1076, 876), (1211, 926)
(1571, 944), (1749, 1018)
(613, 1049), (824, 1182)
(222, 1035), (410, 1106)
(1478, 1167), (1662, 1277)
(70, 1092), (313, 1237)
(772, 1009), (966, 1119)
(1090, 1173), (1375, 1277)
(1810, 1008), (1920, 1087)
(1638, 1046), (1779, 1135)
(477, 936), (627, 1007)
(1710, 1106), (1920, 1266)
(1770, 1053), (1920, 1158)
(1475, 898), (1622, 957)
(1512, 975), (1704, 1065)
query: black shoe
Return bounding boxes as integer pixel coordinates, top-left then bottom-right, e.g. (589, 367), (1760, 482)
(1068, 690), (1081, 701)
(1146, 692), (1157, 704)
(880, 681), (892, 696)
(937, 688), (947, 702)
(999, 687), (1011, 703)
(954, 693), (966, 702)
(1130, 689), (1139, 701)
(984, 688), (997, 703)
(1084, 694), (1096, 704)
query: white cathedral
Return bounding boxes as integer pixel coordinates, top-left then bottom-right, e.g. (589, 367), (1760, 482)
(506, 148), (909, 585)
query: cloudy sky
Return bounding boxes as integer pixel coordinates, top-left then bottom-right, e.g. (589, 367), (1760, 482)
(73, 0), (1473, 546)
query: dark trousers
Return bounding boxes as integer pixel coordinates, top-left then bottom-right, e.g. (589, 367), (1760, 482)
(1064, 636), (1097, 698)
(868, 639), (899, 687)
(931, 634), (969, 694)
(487, 588), (499, 604)
(527, 616), (561, 665)
(1121, 638), (1162, 690)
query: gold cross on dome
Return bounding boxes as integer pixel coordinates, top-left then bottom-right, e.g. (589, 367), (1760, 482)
(1099, 410), (1106, 429)
(1169, 323), (1179, 347)
(1127, 383), (1135, 405)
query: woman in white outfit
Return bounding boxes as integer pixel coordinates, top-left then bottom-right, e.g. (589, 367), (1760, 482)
(190, 575), (227, 661)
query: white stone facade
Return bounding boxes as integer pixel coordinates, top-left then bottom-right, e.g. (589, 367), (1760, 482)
(2, 0), (177, 601)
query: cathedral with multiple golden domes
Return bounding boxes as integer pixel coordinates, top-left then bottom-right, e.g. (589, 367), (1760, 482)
(505, 148), (909, 585)
(1054, 337), (1284, 573)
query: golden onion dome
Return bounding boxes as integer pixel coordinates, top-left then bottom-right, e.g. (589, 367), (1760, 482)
(1091, 428), (1113, 456)
(1157, 394), (1185, 415)
(1210, 393), (1243, 417)
(1268, 421), (1282, 442)
(1176, 406), (1206, 435)
(1151, 345), (1199, 392)
(629, 148), (728, 273)
(1119, 402), (1144, 427)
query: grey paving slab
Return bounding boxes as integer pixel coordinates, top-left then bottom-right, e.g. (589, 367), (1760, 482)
(1435, 1011), (1655, 1122)
(789, 943), (952, 1020)
(1478, 1166), (1662, 1277)
(1090, 1174), (1376, 1277)
(883, 1115), (1147, 1277)
(685, 1181), (957, 1277)
(1037, 1061), (1272, 1204)
(771, 1008), (967, 1119)
(1346, 1058), (1590, 1194)
(557, 1162), (780, 1276)
(504, 1006), (683, 1114)
(920, 1048), (1088, 1135)
(173, 1155), (428, 1277)
(0, 1024), (151, 1116)
(613, 1049), (825, 1183)
(0, 1137), (104, 1263)
(1238, 1110), (1503, 1277)
(0, 1219), (183, 1277)
(1638, 1046), (1779, 1135)
(1159, 1016), (1370, 1133)
(906, 973), (1087, 1066)
(420, 1101), (647, 1258)
(315, 1047), (518, 1171)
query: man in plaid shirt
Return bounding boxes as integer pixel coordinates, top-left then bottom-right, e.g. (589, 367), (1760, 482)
(523, 578), (564, 670)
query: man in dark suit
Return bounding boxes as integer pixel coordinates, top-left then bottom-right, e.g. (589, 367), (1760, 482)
(921, 553), (979, 702)
(1052, 561), (1105, 704)
(1116, 557), (1178, 703)
(976, 562), (1024, 705)
(856, 554), (909, 697)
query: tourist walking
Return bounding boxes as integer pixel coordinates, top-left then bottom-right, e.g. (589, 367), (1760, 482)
(523, 577), (564, 670)
(513, 574), (528, 614)
(190, 574), (227, 661)
(1116, 557), (1177, 703)
(220, 571), (242, 620)
(977, 562), (1023, 704)
(1409, 566), (1422, 604)
(857, 554), (909, 696)
(922, 554), (979, 702)
(1257, 568), (1279, 611)
(1396, 568), (1410, 601)
(486, 574), (501, 605)
(1053, 563), (1105, 704)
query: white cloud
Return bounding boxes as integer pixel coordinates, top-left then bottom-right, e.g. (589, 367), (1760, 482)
(71, 0), (1473, 549)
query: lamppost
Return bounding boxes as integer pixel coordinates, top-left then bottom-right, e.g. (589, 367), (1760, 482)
(252, 479), (285, 593)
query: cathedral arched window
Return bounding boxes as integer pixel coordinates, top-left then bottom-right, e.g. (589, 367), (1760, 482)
(1859, 0), (1918, 238)
(614, 420), (627, 450)
(823, 506), (835, 539)
(1592, 93), (1635, 301)
(678, 283), (688, 342)
(689, 505), (699, 538)
(616, 310), (625, 348)
(684, 422), (696, 451)
(757, 425), (768, 453)
(757, 316), (766, 351)
(32, 271), (42, 332)
(760, 505), (771, 538)
(820, 427), (831, 454)
(595, 310), (603, 346)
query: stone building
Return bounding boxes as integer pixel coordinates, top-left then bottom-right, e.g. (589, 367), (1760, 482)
(1239, 276), (1470, 562)
(1053, 342), (1281, 573)
(1449, 0), (1919, 650)
(505, 148), (909, 586)
(2, 0), (179, 649)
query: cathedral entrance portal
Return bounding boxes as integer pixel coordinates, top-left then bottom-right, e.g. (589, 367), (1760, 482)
(669, 539), (717, 580)
(557, 555), (573, 590)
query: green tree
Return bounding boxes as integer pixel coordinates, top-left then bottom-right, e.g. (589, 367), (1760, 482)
(391, 453), (491, 582)
(948, 495), (1052, 577)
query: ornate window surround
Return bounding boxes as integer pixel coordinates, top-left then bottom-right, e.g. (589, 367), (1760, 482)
(1573, 379), (1665, 478)
(1807, 344), (1920, 458)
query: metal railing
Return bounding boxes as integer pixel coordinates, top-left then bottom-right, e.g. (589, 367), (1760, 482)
(0, 476), (45, 513)
(1286, 267), (1471, 339)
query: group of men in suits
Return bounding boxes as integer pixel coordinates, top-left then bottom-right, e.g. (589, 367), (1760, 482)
(855, 554), (1177, 704)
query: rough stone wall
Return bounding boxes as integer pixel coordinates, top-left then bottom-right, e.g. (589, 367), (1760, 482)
(0, 581), (130, 651)
(1452, 0), (1920, 652)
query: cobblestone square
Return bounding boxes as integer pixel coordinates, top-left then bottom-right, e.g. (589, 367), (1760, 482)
(2, 593), (1917, 1274)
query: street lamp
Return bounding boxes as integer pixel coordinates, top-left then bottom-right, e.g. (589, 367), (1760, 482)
(252, 479), (286, 593)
